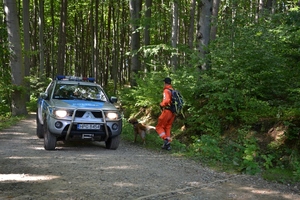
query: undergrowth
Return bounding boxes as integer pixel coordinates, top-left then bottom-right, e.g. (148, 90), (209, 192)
(119, 68), (300, 184)
(0, 115), (26, 130)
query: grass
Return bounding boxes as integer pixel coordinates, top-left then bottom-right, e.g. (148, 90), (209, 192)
(262, 168), (300, 184)
(121, 118), (300, 184)
(0, 115), (26, 130)
(121, 119), (187, 153)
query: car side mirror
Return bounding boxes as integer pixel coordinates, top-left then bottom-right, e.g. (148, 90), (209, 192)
(40, 92), (48, 99)
(110, 96), (117, 103)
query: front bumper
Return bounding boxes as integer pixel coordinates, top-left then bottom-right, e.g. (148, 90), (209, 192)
(47, 108), (122, 141)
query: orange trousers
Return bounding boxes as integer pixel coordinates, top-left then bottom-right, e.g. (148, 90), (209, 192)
(156, 109), (176, 142)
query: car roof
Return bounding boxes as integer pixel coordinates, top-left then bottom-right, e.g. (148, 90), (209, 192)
(55, 80), (99, 86)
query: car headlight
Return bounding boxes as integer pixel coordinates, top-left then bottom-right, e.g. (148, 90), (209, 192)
(54, 110), (68, 118)
(106, 112), (119, 120)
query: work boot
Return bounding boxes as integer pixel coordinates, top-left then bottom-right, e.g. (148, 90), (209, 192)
(161, 139), (171, 150)
(165, 142), (171, 151)
(161, 139), (168, 149)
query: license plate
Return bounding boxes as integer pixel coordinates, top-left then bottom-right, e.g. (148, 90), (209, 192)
(77, 124), (101, 130)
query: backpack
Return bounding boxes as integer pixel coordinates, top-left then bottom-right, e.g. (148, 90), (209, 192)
(168, 89), (184, 117)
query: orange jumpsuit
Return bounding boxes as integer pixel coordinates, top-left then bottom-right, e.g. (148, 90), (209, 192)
(156, 84), (176, 142)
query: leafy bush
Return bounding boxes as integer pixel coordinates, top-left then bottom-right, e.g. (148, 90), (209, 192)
(118, 8), (300, 181)
(26, 75), (52, 112)
(188, 134), (223, 163)
(119, 69), (196, 119)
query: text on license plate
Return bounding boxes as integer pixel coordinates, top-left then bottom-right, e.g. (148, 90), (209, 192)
(77, 124), (101, 130)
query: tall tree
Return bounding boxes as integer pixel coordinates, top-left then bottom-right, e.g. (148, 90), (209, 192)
(3, 0), (28, 116)
(129, 0), (142, 86)
(93, 0), (99, 81)
(210, 0), (220, 40)
(38, 0), (45, 76)
(188, 0), (196, 49)
(143, 0), (152, 72)
(197, 0), (212, 70)
(171, 0), (179, 70)
(266, 0), (276, 13)
(22, 0), (30, 101)
(57, 0), (68, 75)
(257, 0), (264, 22)
(144, 0), (152, 46)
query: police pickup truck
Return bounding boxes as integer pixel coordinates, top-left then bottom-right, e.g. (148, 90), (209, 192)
(36, 75), (122, 150)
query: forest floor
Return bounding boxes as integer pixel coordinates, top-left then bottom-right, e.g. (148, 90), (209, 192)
(0, 114), (300, 200)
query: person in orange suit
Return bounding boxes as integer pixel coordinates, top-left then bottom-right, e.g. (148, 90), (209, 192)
(156, 77), (176, 150)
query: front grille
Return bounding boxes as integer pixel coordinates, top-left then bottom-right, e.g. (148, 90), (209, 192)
(69, 111), (103, 118)
(92, 112), (102, 118)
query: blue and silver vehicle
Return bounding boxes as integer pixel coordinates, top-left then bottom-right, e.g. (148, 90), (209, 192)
(37, 75), (122, 150)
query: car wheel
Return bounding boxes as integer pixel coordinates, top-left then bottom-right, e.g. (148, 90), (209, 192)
(105, 135), (120, 150)
(43, 121), (57, 150)
(36, 114), (44, 139)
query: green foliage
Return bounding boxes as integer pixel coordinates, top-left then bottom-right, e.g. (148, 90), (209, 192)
(292, 161), (300, 180)
(289, 150), (300, 180)
(262, 168), (297, 183)
(119, 73), (161, 119)
(0, 115), (25, 130)
(283, 121), (300, 142)
(0, 99), (10, 115)
(0, 60), (11, 116)
(240, 139), (260, 175)
(188, 134), (223, 163)
(119, 69), (196, 119)
(121, 118), (186, 152)
(119, 8), (300, 182)
(178, 8), (300, 178)
(29, 75), (52, 99)
(261, 154), (275, 170)
(25, 75), (52, 112)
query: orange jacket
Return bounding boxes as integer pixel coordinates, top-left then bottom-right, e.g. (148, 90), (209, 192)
(160, 84), (173, 107)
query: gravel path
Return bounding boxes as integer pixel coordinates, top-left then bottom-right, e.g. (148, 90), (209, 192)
(0, 114), (299, 200)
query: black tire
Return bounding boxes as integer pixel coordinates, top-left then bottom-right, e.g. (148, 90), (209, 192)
(36, 114), (44, 139)
(43, 121), (57, 150)
(105, 135), (120, 150)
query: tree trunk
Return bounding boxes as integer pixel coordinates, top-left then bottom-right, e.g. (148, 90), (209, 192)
(197, 0), (212, 70)
(256, 0), (264, 22)
(266, 0), (276, 13)
(144, 0), (152, 72)
(4, 0), (28, 116)
(57, 0), (68, 75)
(210, 0), (220, 41)
(31, 0), (38, 76)
(39, 0), (45, 76)
(129, 0), (142, 87)
(144, 0), (152, 46)
(94, 0), (99, 82)
(50, 0), (55, 76)
(188, 0), (196, 49)
(22, 0), (30, 101)
(105, 4), (112, 87)
(171, 0), (179, 71)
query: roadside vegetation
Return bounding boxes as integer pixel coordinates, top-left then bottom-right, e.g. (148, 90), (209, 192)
(1, 2), (300, 185)
(119, 10), (300, 184)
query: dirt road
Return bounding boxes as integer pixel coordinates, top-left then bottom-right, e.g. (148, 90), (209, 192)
(0, 114), (299, 200)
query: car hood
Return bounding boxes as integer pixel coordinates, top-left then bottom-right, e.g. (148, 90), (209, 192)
(49, 99), (118, 111)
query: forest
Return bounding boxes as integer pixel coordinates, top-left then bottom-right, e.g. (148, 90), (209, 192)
(1, 0), (300, 182)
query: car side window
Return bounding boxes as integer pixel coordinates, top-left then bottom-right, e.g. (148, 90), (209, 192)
(96, 89), (107, 101)
(45, 82), (55, 100)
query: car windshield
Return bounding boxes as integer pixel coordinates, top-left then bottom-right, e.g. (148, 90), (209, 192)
(53, 83), (108, 101)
